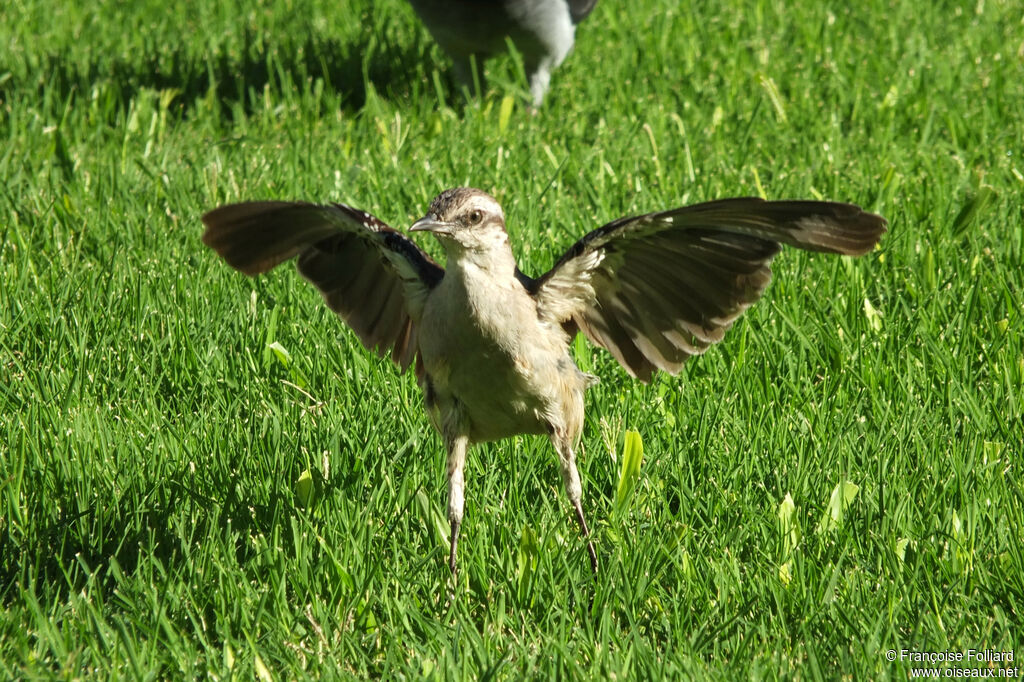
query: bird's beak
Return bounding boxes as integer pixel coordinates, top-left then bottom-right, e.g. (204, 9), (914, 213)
(409, 214), (452, 235)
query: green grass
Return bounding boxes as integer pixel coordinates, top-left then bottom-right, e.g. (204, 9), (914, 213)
(2, 0), (1022, 677)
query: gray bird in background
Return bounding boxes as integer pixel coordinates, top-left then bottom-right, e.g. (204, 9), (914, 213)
(202, 189), (886, 575)
(407, 0), (599, 105)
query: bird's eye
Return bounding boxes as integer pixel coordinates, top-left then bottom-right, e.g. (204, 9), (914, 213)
(468, 210), (483, 225)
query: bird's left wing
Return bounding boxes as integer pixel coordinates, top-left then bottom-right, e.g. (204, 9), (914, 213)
(526, 198), (886, 382)
(202, 201), (443, 371)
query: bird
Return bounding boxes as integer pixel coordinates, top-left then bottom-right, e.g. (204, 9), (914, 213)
(201, 187), (886, 575)
(406, 0), (599, 105)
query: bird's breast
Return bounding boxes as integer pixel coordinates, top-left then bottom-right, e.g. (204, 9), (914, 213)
(418, 273), (576, 442)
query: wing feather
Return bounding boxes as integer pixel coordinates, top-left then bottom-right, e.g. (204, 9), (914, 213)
(202, 201), (443, 372)
(530, 197), (886, 381)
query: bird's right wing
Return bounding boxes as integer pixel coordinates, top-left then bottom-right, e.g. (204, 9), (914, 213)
(201, 201), (444, 371)
(527, 198), (886, 382)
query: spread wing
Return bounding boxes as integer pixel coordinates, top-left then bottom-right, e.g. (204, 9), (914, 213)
(526, 197), (887, 382)
(201, 201), (443, 371)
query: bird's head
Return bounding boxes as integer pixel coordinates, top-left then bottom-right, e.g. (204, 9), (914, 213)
(410, 188), (510, 257)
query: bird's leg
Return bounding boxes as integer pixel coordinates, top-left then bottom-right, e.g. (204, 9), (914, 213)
(445, 433), (469, 575)
(525, 17), (572, 106)
(551, 432), (598, 574)
(527, 59), (554, 107)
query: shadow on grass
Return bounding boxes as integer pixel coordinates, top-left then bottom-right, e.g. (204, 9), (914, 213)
(10, 24), (446, 124)
(0, 450), (363, 610)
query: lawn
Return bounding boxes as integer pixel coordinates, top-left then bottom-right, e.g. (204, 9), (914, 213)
(1, 0), (1021, 677)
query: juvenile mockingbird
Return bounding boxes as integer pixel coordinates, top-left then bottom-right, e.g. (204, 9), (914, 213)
(406, 0), (598, 105)
(202, 188), (886, 574)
